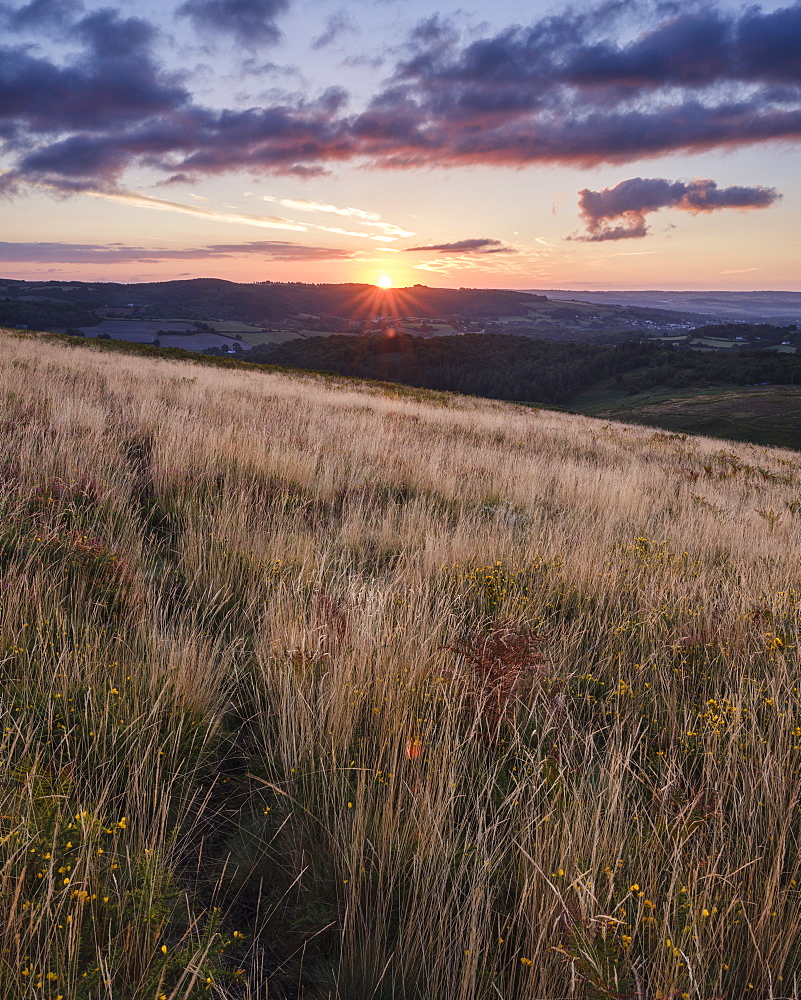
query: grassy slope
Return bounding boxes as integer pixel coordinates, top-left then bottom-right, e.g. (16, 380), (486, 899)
(2, 329), (801, 998)
(573, 384), (801, 450)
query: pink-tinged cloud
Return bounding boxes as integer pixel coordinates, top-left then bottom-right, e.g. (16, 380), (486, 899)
(405, 238), (515, 254)
(572, 177), (782, 241)
(0, 2), (800, 192)
(0, 240), (357, 263)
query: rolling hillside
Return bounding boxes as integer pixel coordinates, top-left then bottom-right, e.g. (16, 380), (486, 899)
(0, 277), (699, 341)
(537, 288), (801, 324)
(1, 328), (801, 998)
(582, 384), (801, 450)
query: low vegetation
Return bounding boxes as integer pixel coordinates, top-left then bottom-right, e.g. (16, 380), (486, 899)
(2, 328), (801, 998)
(0, 299), (99, 332)
(593, 385), (801, 450)
(254, 331), (801, 406)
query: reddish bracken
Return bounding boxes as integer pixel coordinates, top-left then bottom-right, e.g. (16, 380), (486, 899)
(447, 621), (548, 735)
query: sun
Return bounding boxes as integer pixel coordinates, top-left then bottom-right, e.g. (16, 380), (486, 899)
(377, 274), (393, 288)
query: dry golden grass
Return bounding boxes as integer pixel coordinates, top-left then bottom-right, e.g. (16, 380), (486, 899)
(1, 329), (801, 998)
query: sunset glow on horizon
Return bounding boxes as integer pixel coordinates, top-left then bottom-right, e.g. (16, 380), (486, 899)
(0, 0), (798, 290)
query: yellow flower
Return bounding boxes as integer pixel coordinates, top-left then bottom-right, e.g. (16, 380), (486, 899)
(629, 884), (640, 892)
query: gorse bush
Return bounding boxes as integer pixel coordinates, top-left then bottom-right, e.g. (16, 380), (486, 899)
(1, 329), (801, 998)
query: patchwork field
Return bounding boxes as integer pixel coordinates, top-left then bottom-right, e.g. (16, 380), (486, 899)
(1, 329), (801, 998)
(78, 321), (253, 352)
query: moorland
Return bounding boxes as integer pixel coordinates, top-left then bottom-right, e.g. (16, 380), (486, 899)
(1, 327), (801, 998)
(5, 277), (801, 449)
(251, 333), (801, 449)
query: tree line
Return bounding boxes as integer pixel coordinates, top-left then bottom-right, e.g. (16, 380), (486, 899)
(248, 333), (801, 405)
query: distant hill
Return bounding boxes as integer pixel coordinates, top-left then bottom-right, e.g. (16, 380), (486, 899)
(0, 277), (700, 340)
(533, 288), (801, 324)
(0, 277), (550, 324)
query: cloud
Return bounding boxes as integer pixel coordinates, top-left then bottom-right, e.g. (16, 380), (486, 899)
(361, 1), (801, 168)
(0, 9), (188, 142)
(78, 188), (412, 244)
(410, 249), (550, 277)
(573, 177), (782, 240)
(405, 238), (515, 254)
(0, 91), (349, 193)
(240, 59), (303, 78)
(407, 240), (553, 276)
(0, 239), (356, 263)
(176, 0), (290, 47)
(84, 188), (311, 231)
(262, 195), (415, 237)
(311, 10), (357, 50)
(1, 1), (801, 192)
(0, 0), (83, 31)
(265, 195), (379, 221)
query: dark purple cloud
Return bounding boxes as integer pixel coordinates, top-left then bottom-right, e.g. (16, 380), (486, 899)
(405, 238), (515, 254)
(0, 1), (800, 193)
(565, 7), (801, 89)
(361, 1), (801, 168)
(393, 4), (801, 106)
(0, 0), (83, 31)
(0, 9), (188, 140)
(0, 240), (356, 263)
(311, 10), (357, 50)
(1, 92), (348, 192)
(176, 0), (290, 47)
(574, 177), (782, 240)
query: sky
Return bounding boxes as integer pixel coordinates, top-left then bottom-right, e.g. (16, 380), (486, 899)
(1, 0), (799, 290)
